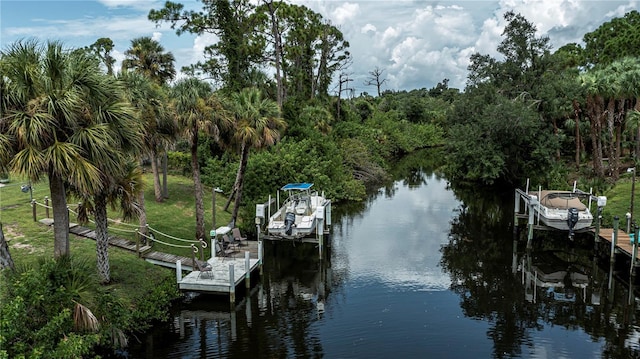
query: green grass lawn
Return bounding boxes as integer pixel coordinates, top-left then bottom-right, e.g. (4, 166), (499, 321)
(1, 171), (233, 286)
(601, 173), (640, 228)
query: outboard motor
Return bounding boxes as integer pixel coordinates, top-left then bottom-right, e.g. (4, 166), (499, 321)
(567, 207), (579, 239)
(284, 212), (296, 236)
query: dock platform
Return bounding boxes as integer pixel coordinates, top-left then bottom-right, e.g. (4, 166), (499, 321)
(177, 255), (261, 299)
(593, 228), (640, 261)
(39, 217), (263, 300)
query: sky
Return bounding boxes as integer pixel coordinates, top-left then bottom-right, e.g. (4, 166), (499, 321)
(1, 0), (638, 94)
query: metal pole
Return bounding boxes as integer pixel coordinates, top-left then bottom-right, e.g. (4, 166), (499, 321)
(44, 196), (49, 218)
(31, 199), (36, 222)
(212, 187), (216, 230)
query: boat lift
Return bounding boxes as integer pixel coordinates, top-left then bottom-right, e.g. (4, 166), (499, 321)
(514, 179), (607, 247)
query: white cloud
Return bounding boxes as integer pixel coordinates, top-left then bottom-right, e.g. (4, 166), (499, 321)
(3, 0), (636, 92)
(151, 32), (162, 42)
(361, 23), (376, 34)
(332, 2), (359, 25)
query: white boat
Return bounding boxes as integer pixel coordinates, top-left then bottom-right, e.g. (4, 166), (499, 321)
(530, 190), (593, 232)
(265, 183), (331, 239)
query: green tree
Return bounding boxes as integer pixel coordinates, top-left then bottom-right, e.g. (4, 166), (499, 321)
(223, 87), (286, 225)
(87, 37), (116, 75)
(583, 10), (640, 67)
(467, 11), (550, 97)
(1, 40), (119, 258)
(77, 161), (144, 283)
(445, 87), (558, 185)
(149, 0), (261, 92)
(171, 78), (227, 239)
(121, 36), (177, 203)
(121, 36), (176, 84)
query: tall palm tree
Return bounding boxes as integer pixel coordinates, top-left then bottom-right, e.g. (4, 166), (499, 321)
(1, 40), (114, 258)
(121, 36), (176, 84)
(119, 72), (177, 203)
(224, 87), (286, 225)
(171, 78), (224, 240)
(121, 36), (177, 201)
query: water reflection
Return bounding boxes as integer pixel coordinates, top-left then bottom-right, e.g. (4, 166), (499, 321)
(129, 149), (640, 358)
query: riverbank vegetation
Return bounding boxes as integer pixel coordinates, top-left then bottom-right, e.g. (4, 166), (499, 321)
(2, 1), (640, 357)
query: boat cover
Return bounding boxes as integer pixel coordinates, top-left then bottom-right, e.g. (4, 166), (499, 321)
(535, 191), (588, 211)
(281, 183), (313, 190)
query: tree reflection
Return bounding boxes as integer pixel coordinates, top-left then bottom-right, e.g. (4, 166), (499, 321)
(441, 181), (640, 358)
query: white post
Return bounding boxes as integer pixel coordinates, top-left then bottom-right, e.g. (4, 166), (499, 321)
(245, 251), (251, 289)
(229, 263), (235, 304)
(176, 260), (182, 282)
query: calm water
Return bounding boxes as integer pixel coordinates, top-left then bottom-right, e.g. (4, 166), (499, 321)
(128, 153), (640, 358)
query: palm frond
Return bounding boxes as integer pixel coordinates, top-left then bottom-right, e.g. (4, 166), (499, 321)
(73, 300), (99, 332)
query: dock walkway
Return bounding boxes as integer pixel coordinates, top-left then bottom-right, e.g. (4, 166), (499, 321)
(39, 218), (262, 299)
(592, 228), (640, 260)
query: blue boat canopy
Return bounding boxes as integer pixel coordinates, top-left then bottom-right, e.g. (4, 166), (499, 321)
(281, 183), (313, 190)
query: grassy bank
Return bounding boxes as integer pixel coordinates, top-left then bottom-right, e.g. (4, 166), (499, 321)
(0, 172), (234, 357)
(601, 173), (640, 228)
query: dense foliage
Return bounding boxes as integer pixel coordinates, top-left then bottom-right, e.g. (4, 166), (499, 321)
(0, 256), (178, 359)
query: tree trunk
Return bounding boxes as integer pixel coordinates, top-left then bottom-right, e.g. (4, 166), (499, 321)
(223, 185), (237, 212)
(267, 0), (284, 108)
(49, 171), (70, 258)
(587, 96), (604, 177)
(607, 98), (615, 176)
(231, 143), (249, 225)
(191, 136), (205, 240)
(572, 100), (581, 169)
(151, 150), (163, 202)
(138, 190), (148, 242)
(552, 118), (560, 161)
(0, 223), (15, 271)
(94, 193), (111, 284)
(163, 151), (169, 199)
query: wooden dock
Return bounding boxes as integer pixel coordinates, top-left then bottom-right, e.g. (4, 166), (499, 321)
(176, 255), (260, 302)
(39, 218), (263, 300)
(593, 228), (640, 261)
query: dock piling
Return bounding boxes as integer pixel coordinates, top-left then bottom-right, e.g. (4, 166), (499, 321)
(176, 260), (182, 282)
(632, 225), (639, 278)
(526, 196), (537, 249)
(229, 264), (235, 304)
(611, 216), (619, 265)
(44, 196), (49, 218)
(245, 251), (250, 290)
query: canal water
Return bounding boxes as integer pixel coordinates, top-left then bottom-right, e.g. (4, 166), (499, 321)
(128, 152), (640, 358)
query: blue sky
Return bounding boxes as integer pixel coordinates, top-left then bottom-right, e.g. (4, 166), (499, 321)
(1, 0), (638, 92)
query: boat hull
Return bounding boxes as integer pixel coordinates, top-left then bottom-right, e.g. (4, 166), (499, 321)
(266, 198), (330, 239)
(533, 206), (593, 231)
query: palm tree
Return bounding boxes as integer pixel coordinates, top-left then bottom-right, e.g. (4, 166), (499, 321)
(171, 78), (227, 240)
(119, 72), (177, 203)
(1, 39), (114, 258)
(121, 36), (176, 84)
(76, 160), (144, 283)
(121, 36), (177, 201)
(224, 87), (286, 225)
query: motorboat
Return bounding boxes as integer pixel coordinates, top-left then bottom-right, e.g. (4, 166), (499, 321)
(264, 183), (331, 239)
(530, 190), (594, 233)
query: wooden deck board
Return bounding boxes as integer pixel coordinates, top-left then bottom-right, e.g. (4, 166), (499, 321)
(593, 228), (640, 260)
